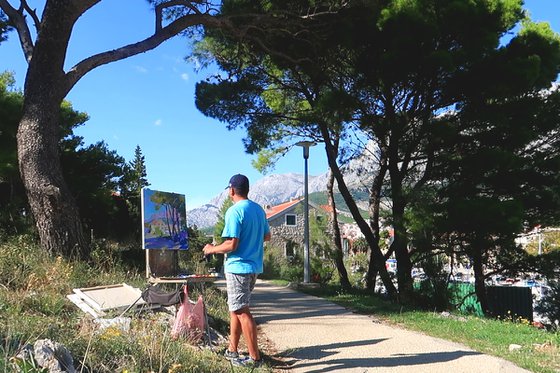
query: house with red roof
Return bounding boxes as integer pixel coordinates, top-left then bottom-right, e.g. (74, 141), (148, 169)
(265, 198), (359, 257)
(265, 198), (338, 257)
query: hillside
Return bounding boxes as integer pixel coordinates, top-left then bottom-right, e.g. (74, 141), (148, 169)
(187, 141), (380, 228)
(187, 176), (372, 229)
(187, 172), (330, 228)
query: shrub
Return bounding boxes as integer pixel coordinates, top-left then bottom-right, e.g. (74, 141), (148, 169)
(344, 252), (369, 288)
(311, 257), (335, 284)
(414, 255), (453, 310)
(262, 245), (303, 282)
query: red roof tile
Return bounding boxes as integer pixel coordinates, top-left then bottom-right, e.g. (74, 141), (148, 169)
(265, 199), (302, 220)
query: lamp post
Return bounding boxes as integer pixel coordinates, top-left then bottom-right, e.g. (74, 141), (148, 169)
(296, 140), (316, 283)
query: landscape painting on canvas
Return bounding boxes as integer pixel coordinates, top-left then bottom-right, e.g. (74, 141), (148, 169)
(141, 188), (188, 250)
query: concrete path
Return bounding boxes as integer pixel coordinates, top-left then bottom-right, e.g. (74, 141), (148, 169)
(249, 280), (531, 373)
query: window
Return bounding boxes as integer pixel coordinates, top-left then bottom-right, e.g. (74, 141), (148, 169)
(285, 240), (296, 257)
(285, 214), (296, 226)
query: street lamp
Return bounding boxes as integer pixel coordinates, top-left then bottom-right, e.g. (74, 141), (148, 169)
(296, 140), (316, 283)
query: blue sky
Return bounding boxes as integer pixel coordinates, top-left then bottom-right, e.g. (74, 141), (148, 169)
(1, 0), (559, 209)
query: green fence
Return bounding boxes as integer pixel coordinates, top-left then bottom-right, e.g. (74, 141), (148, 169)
(486, 286), (533, 322)
(450, 283), (484, 317)
(414, 282), (533, 320)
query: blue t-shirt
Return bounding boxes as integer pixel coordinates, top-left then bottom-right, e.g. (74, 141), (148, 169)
(222, 199), (270, 274)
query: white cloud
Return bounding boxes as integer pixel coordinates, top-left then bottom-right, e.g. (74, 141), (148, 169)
(181, 73), (189, 81)
(163, 54), (182, 64)
(154, 119), (163, 126)
(134, 65), (148, 73)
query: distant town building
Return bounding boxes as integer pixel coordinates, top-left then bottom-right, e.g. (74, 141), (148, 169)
(264, 199), (365, 258)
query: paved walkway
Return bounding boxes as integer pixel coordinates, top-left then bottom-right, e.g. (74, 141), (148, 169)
(248, 280), (531, 373)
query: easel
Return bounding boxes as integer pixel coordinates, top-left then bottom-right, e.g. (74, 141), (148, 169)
(139, 188), (218, 347)
(145, 249), (218, 348)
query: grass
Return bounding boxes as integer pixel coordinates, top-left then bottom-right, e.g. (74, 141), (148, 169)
(0, 234), (273, 373)
(3, 233), (557, 372)
(300, 285), (560, 373)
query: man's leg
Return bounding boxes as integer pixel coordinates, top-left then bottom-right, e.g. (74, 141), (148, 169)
(228, 311), (242, 353)
(235, 306), (260, 361)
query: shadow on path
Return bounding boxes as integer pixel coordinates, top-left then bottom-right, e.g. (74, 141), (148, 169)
(287, 348), (481, 372)
(252, 283), (349, 323)
(282, 339), (388, 360)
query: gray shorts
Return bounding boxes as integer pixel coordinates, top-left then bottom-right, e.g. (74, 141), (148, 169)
(225, 273), (257, 312)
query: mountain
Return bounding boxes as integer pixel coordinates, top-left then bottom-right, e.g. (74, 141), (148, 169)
(187, 141), (380, 229)
(187, 172), (329, 228)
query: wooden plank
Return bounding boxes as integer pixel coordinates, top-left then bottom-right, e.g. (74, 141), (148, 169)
(73, 283), (145, 312)
(66, 293), (105, 318)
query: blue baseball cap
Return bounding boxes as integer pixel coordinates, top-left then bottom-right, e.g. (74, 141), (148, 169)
(226, 174), (249, 190)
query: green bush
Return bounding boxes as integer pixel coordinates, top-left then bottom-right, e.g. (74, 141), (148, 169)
(311, 257), (335, 284)
(414, 255), (453, 310)
(263, 245), (338, 285)
(262, 245), (303, 281)
(344, 252), (369, 288)
(281, 256), (304, 282)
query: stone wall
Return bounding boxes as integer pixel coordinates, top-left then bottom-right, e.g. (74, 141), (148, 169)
(268, 211), (305, 256)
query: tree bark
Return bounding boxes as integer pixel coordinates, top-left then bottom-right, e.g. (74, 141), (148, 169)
(388, 126), (413, 297)
(16, 0), (90, 257)
(317, 121), (398, 297)
(365, 144), (388, 290)
(472, 248), (489, 314)
(326, 167), (351, 290)
(385, 103), (414, 298)
(391, 195), (413, 297)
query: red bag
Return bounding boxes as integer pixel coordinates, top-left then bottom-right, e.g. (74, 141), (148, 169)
(171, 285), (206, 341)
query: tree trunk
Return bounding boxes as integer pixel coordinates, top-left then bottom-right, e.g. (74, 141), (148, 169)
(18, 104), (87, 257)
(386, 114), (413, 298)
(391, 194), (413, 298)
(326, 167), (351, 290)
(472, 248), (489, 314)
(365, 146), (388, 290)
(318, 122), (398, 297)
(17, 0), (88, 257)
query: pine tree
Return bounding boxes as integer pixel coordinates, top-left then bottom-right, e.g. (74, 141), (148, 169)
(120, 145), (150, 200)
(214, 197), (234, 244)
(119, 145), (150, 242)
(131, 145), (149, 196)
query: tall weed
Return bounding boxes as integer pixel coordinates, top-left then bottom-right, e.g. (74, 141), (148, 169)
(0, 235), (237, 372)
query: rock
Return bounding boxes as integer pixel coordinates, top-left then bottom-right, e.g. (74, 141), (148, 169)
(15, 343), (33, 361)
(93, 316), (131, 332)
(33, 339), (75, 373)
(508, 344), (522, 352)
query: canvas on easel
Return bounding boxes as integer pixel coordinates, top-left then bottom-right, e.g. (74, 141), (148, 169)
(141, 188), (188, 279)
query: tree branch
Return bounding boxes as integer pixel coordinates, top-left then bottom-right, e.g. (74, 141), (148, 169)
(20, 0), (39, 32)
(155, 0), (205, 31)
(0, 0), (34, 61)
(65, 12), (222, 93)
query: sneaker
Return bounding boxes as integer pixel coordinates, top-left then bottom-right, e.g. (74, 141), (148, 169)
(223, 349), (239, 360)
(232, 356), (262, 368)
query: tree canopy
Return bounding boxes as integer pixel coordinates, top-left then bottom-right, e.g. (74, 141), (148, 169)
(0, 0), (235, 256)
(0, 70), (145, 242)
(194, 0), (560, 302)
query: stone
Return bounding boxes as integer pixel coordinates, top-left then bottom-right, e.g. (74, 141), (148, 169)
(508, 344), (522, 352)
(33, 339), (75, 373)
